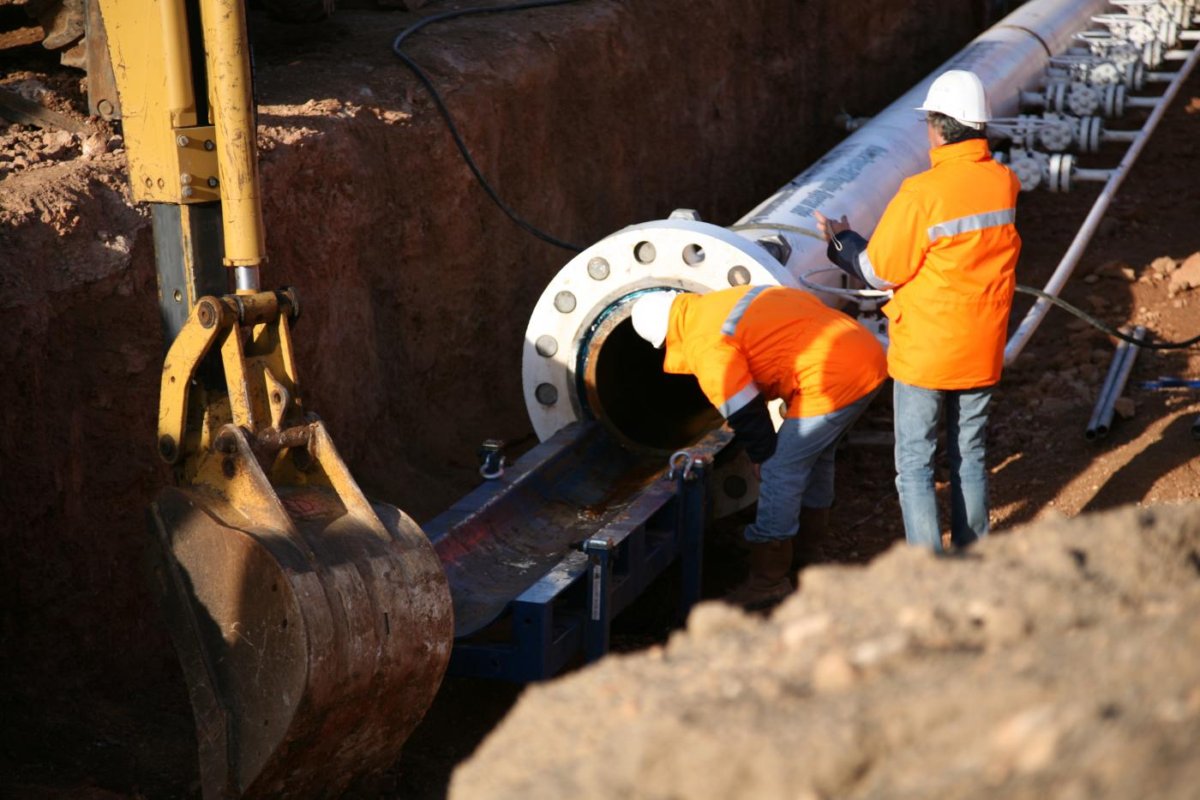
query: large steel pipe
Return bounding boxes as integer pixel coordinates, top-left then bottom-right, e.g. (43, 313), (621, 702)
(523, 0), (1114, 444)
(735, 0), (1111, 276)
(523, 220), (793, 446)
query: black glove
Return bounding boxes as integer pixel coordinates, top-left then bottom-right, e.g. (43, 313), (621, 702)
(726, 393), (777, 464)
(826, 230), (870, 283)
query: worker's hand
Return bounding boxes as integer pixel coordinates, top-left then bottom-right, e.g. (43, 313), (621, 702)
(813, 211), (850, 241)
(751, 462), (761, 481)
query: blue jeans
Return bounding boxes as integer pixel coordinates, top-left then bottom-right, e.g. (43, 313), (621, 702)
(893, 380), (992, 551)
(744, 389), (880, 543)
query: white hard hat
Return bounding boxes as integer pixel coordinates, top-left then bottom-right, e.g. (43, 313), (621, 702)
(630, 291), (680, 349)
(915, 70), (991, 128)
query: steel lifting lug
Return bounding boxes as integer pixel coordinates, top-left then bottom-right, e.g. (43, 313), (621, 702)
(477, 439), (506, 479)
(668, 450), (705, 481)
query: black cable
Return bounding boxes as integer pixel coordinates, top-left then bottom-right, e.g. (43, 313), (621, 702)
(1015, 284), (1200, 350)
(392, 1), (585, 253)
(393, 13), (1199, 346)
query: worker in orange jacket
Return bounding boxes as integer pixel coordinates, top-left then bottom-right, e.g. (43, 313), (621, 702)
(631, 285), (886, 609)
(815, 69), (1022, 551)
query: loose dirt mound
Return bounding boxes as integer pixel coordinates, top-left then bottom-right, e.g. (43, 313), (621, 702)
(453, 503), (1200, 799)
(1, 1), (1199, 797)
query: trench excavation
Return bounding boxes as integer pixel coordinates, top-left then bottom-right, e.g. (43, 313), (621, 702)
(2, 0), (1199, 797)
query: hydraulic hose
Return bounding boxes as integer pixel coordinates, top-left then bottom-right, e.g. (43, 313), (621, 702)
(1014, 285), (1200, 350)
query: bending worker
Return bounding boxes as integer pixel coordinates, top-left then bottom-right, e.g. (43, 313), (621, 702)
(631, 285), (886, 609)
(814, 69), (1021, 551)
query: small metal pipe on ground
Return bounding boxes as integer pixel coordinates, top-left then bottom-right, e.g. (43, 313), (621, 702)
(1087, 332), (1133, 439)
(1086, 326), (1147, 440)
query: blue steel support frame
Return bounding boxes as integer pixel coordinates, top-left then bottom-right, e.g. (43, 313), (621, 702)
(447, 462), (712, 683)
(583, 536), (613, 661)
(677, 460), (706, 621)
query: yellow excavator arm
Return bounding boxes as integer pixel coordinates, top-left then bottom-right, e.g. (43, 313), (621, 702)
(97, 2), (453, 797)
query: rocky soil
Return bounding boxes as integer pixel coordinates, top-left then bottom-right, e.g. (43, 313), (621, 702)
(0, 0), (1198, 798)
(453, 503), (1200, 799)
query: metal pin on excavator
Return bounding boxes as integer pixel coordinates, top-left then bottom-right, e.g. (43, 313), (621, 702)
(97, 1), (453, 796)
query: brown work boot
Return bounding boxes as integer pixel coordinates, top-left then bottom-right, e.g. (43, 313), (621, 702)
(725, 538), (794, 611)
(792, 506), (831, 572)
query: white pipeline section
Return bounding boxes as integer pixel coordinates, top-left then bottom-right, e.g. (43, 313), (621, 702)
(522, 0), (1196, 443)
(732, 0), (1112, 282)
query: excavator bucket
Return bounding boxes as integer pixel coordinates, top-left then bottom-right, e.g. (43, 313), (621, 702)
(96, 2), (454, 793)
(142, 293), (452, 797)
(148, 421), (452, 799)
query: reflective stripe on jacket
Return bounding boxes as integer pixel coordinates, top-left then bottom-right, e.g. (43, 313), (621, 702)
(662, 285), (887, 419)
(861, 138), (1021, 390)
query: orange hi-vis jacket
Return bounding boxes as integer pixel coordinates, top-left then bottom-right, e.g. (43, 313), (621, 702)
(662, 285), (887, 421)
(843, 138), (1022, 390)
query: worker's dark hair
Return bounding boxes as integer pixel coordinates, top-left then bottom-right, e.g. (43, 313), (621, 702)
(926, 111), (987, 144)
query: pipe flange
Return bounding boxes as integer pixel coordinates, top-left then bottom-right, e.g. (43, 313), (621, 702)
(1009, 149), (1044, 191)
(1066, 82), (1100, 116)
(1142, 38), (1163, 67)
(1129, 59), (1145, 91)
(1090, 59), (1123, 85)
(1084, 116), (1104, 153)
(1048, 152), (1074, 193)
(1038, 115), (1075, 151)
(1047, 81), (1068, 112)
(1105, 83), (1126, 117)
(522, 219), (790, 441)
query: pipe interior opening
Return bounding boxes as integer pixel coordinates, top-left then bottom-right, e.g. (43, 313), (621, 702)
(583, 306), (721, 452)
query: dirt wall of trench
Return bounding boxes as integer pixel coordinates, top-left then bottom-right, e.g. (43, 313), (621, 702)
(0, 0), (986, 695)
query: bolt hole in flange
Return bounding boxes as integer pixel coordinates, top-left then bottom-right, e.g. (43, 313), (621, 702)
(682, 244), (705, 266)
(581, 295), (720, 452)
(634, 241), (657, 264)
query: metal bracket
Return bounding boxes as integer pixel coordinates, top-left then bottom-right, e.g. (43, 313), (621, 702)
(477, 439), (506, 479)
(582, 536), (615, 661)
(673, 457), (707, 616)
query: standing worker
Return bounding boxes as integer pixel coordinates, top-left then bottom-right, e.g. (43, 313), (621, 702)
(630, 285), (886, 609)
(814, 69), (1022, 552)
